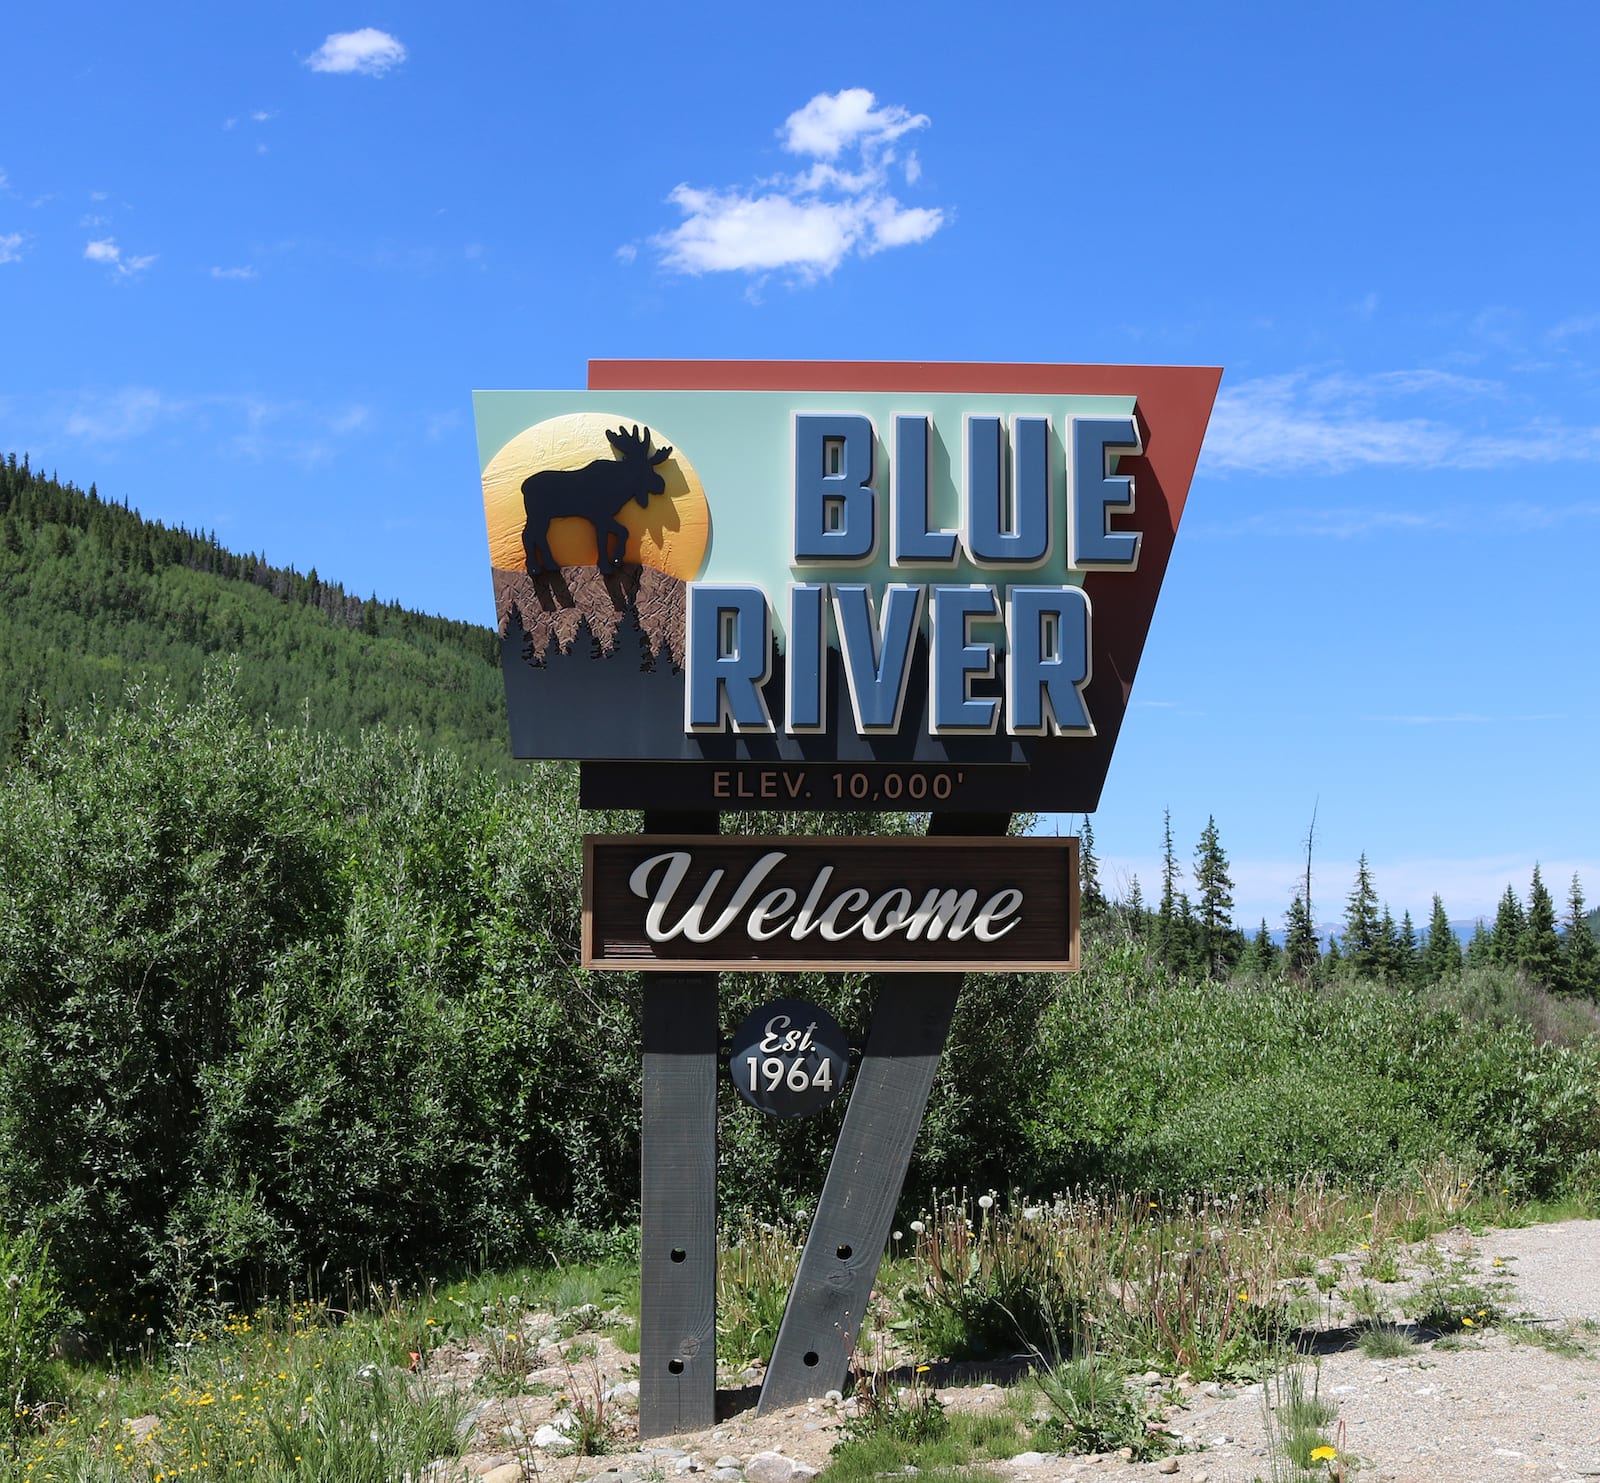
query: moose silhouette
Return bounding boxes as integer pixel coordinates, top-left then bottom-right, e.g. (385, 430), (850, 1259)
(521, 424), (673, 575)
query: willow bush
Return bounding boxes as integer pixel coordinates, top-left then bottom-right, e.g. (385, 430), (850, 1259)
(2, 677), (1597, 1333)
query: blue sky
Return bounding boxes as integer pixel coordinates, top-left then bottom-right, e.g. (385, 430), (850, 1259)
(3, 2), (1598, 930)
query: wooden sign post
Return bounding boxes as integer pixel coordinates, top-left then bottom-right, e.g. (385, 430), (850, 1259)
(637, 812), (719, 1436)
(473, 359), (1221, 1434)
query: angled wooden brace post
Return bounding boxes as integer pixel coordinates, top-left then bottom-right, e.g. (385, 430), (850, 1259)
(758, 812), (1013, 1412)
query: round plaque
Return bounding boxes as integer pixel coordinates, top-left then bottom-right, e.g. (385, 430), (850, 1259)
(727, 998), (852, 1119)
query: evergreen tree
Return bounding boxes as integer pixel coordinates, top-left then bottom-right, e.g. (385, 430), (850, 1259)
(1421, 894), (1462, 983)
(1192, 815), (1237, 978)
(1466, 918), (1493, 966)
(1490, 885), (1526, 967)
(1561, 873), (1600, 999)
(1522, 864), (1562, 991)
(1284, 891), (1319, 979)
(1343, 854), (1380, 975)
(1173, 891), (1198, 976)
(1078, 816), (1106, 919)
(1248, 918), (1280, 978)
(1155, 808), (1182, 969)
(1374, 906), (1400, 982)
(1395, 909), (1420, 986)
(1125, 874), (1146, 936)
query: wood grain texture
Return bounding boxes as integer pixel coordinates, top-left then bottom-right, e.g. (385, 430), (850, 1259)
(584, 835), (1078, 973)
(638, 812), (719, 1438)
(757, 814), (1011, 1413)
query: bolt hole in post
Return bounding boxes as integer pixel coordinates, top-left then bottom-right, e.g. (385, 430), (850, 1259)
(670, 1248), (686, 1263)
(668, 1359), (685, 1375)
(803, 1351), (820, 1368)
(836, 1244), (853, 1260)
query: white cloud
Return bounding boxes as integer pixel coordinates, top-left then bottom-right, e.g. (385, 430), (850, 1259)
(306, 29), (407, 76)
(1204, 368), (1600, 476)
(210, 265), (257, 280)
(65, 387), (182, 441)
(48, 386), (375, 467)
(780, 87), (929, 159)
(83, 237), (156, 277)
(652, 88), (945, 283)
(0, 232), (24, 264)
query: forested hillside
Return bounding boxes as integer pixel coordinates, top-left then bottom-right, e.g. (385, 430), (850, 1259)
(0, 454), (508, 771)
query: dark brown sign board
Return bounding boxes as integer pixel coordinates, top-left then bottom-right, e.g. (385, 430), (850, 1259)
(584, 835), (1078, 973)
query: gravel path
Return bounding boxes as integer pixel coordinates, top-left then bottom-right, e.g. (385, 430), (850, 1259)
(452, 1220), (1600, 1483)
(1006, 1219), (1600, 1483)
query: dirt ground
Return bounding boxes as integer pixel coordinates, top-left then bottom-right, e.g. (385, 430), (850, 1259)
(442, 1221), (1600, 1483)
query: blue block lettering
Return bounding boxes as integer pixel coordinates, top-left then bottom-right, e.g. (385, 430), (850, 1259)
(891, 415), (957, 564)
(794, 413), (877, 563)
(1005, 587), (1093, 735)
(929, 586), (1001, 734)
(832, 583), (925, 733)
(1070, 415), (1142, 569)
(785, 583), (827, 733)
(685, 584), (774, 732)
(965, 416), (1050, 565)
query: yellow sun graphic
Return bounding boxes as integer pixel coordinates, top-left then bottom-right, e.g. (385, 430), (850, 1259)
(481, 413), (709, 582)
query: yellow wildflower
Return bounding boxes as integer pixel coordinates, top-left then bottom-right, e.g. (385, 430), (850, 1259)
(1310, 1445), (1337, 1461)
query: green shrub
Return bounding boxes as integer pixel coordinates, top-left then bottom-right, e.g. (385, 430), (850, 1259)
(0, 1228), (68, 1444)
(3, 677), (1597, 1335)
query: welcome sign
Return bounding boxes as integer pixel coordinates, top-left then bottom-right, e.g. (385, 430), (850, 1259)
(475, 361), (1220, 813)
(584, 835), (1078, 973)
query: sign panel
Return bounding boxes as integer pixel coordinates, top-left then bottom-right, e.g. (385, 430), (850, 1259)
(475, 361), (1219, 813)
(583, 835), (1078, 973)
(727, 999), (852, 1119)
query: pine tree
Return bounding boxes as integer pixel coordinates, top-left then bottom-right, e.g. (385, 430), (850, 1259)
(1392, 909), (1419, 986)
(1466, 918), (1493, 966)
(1421, 894), (1462, 983)
(1125, 874), (1146, 936)
(1284, 891), (1319, 979)
(1078, 816), (1106, 919)
(1561, 873), (1600, 999)
(1374, 906), (1400, 982)
(1155, 808), (1182, 970)
(1193, 815), (1237, 979)
(1522, 865), (1562, 991)
(1490, 885), (1526, 968)
(1248, 918), (1280, 978)
(1344, 854), (1380, 976)
(1173, 891), (1198, 976)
